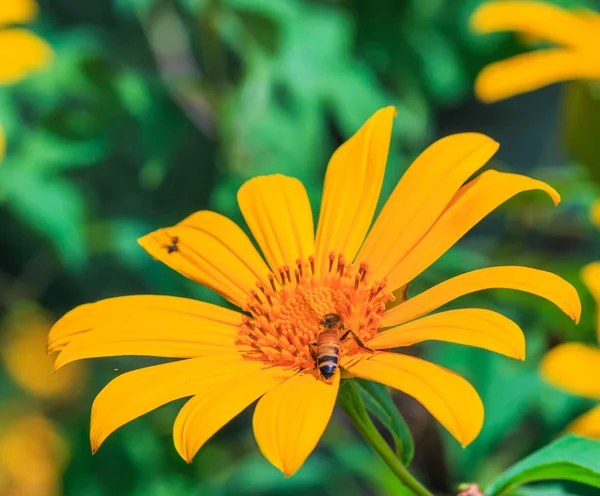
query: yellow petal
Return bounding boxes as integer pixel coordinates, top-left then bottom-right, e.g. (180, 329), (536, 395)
(0, 123), (5, 163)
(47, 294), (241, 353)
(0, 0), (38, 25)
(173, 365), (295, 462)
(314, 107), (395, 276)
(470, 1), (597, 49)
(475, 49), (600, 104)
(370, 308), (525, 360)
(590, 200), (600, 228)
(237, 175), (314, 274)
(384, 170), (560, 291)
(541, 343), (600, 400)
(342, 353), (483, 446)
(138, 210), (271, 308)
(358, 133), (498, 283)
(0, 29), (53, 85)
(581, 262), (600, 342)
(253, 370), (339, 476)
(90, 355), (263, 452)
(382, 266), (581, 327)
(565, 405), (600, 440)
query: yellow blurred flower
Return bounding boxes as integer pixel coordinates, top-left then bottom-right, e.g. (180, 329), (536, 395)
(471, 1), (600, 103)
(0, 406), (69, 496)
(541, 203), (600, 439)
(0, 0), (53, 85)
(1, 302), (86, 401)
(48, 107), (580, 476)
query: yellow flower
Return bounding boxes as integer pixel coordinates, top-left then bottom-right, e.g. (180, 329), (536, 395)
(471, 1), (600, 103)
(48, 107), (580, 476)
(541, 202), (600, 439)
(1, 302), (86, 401)
(0, 406), (69, 496)
(0, 0), (53, 85)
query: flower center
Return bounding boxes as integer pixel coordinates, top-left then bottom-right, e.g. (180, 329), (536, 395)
(236, 253), (395, 370)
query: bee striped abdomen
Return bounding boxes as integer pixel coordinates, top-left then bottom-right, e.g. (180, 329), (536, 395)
(317, 333), (340, 380)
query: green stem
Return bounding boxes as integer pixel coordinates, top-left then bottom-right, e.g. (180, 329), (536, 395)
(338, 380), (434, 496)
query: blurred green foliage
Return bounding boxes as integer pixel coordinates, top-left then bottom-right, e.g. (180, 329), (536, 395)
(2, 0), (600, 495)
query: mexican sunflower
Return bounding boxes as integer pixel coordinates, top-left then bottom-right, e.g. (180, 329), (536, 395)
(541, 202), (600, 439)
(0, 0), (54, 155)
(471, 1), (600, 103)
(48, 107), (581, 476)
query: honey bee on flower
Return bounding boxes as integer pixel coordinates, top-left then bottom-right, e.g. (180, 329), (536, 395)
(47, 107), (580, 476)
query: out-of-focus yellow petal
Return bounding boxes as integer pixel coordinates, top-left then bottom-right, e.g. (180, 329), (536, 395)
(470, 1), (598, 49)
(47, 295), (241, 353)
(342, 353), (484, 447)
(475, 49), (600, 103)
(0, 29), (53, 85)
(314, 107), (395, 276)
(253, 371), (339, 476)
(565, 405), (600, 439)
(0, 123), (5, 163)
(238, 175), (314, 275)
(590, 200), (600, 228)
(358, 133), (498, 287)
(138, 211), (271, 308)
(90, 355), (262, 452)
(173, 365), (295, 462)
(370, 308), (525, 360)
(382, 266), (581, 327)
(541, 343), (600, 400)
(384, 170), (559, 291)
(581, 262), (600, 342)
(0, 0), (38, 25)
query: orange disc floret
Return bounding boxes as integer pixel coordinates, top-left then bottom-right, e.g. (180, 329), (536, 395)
(236, 254), (395, 370)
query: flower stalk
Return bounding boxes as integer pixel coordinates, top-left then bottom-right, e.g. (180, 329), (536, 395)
(337, 379), (434, 496)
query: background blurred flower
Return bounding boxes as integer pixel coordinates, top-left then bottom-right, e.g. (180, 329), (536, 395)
(1, 301), (86, 402)
(0, 0), (53, 85)
(471, 1), (600, 103)
(0, 405), (70, 496)
(541, 202), (600, 439)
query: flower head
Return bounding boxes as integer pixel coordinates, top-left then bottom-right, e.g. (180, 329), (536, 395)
(541, 203), (600, 439)
(48, 107), (580, 476)
(471, 1), (600, 103)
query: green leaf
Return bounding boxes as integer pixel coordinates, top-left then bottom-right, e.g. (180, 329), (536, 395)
(355, 378), (415, 466)
(486, 435), (600, 496)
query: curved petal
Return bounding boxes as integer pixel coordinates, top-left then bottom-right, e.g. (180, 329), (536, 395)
(384, 170), (560, 291)
(541, 343), (600, 400)
(470, 1), (597, 49)
(173, 365), (296, 462)
(358, 133), (499, 282)
(237, 175), (314, 274)
(370, 308), (525, 360)
(342, 352), (483, 446)
(48, 295), (241, 353)
(581, 262), (600, 342)
(90, 355), (268, 452)
(565, 405), (600, 440)
(138, 211), (271, 308)
(0, 29), (53, 85)
(474, 49), (600, 103)
(314, 107), (395, 276)
(0, 0), (38, 26)
(382, 266), (581, 327)
(253, 370), (339, 476)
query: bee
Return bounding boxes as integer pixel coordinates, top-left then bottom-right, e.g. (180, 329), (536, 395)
(164, 236), (179, 254)
(310, 313), (371, 383)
